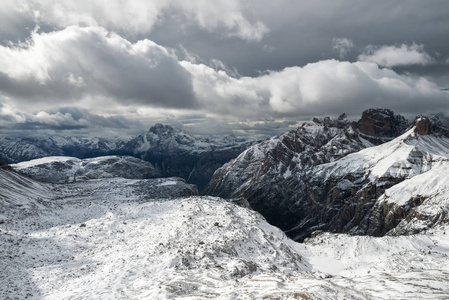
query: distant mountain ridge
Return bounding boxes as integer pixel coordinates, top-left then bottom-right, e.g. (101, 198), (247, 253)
(0, 124), (255, 190)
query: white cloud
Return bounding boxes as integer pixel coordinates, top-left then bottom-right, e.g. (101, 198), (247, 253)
(67, 73), (86, 87)
(0, 25), (447, 136)
(181, 59), (447, 118)
(0, 26), (195, 108)
(0, 103), (86, 129)
(332, 38), (354, 59)
(19, 0), (268, 41)
(0, 104), (143, 134)
(358, 43), (433, 67)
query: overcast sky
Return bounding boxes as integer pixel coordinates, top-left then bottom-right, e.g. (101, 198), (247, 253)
(1, 0), (448, 138)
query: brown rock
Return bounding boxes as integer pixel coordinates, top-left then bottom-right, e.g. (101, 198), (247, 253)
(357, 108), (408, 138)
(414, 117), (433, 135)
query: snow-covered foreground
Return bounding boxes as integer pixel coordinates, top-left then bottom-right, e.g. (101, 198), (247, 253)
(300, 230), (449, 299)
(1, 170), (449, 299)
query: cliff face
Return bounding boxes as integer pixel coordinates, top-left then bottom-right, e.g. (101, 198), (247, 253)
(356, 108), (409, 139)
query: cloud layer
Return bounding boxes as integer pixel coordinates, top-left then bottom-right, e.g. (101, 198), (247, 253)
(0, 26), (195, 108)
(358, 43), (434, 67)
(1, 1), (448, 137)
(0, 103), (142, 134)
(11, 0), (268, 42)
(183, 59), (447, 118)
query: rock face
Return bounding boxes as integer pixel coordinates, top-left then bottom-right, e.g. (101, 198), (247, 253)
(0, 159), (11, 170)
(356, 108), (409, 140)
(296, 122), (449, 240)
(414, 116), (433, 135)
(205, 109), (449, 241)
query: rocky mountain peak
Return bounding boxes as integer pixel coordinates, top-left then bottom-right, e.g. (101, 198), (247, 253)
(414, 116), (433, 135)
(338, 113), (347, 121)
(356, 108), (409, 138)
(311, 114), (349, 129)
(148, 123), (177, 135)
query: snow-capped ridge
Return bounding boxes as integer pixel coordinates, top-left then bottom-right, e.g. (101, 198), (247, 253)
(12, 155), (161, 183)
(206, 108), (449, 241)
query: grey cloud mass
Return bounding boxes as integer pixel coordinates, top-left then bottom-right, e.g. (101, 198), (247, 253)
(0, 27), (196, 108)
(0, 0), (448, 138)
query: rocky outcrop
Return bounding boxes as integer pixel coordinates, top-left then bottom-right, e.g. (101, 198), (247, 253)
(414, 117), (433, 135)
(356, 108), (409, 138)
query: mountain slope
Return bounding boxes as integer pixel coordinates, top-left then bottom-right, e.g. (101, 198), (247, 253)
(205, 110), (449, 241)
(294, 117), (449, 240)
(204, 109), (408, 233)
(126, 124), (255, 191)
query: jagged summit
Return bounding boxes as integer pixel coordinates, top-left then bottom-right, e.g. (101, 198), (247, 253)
(411, 114), (449, 137)
(355, 108), (409, 140)
(148, 123), (177, 135)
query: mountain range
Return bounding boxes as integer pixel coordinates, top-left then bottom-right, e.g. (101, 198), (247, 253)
(1, 108), (449, 298)
(0, 124), (254, 190)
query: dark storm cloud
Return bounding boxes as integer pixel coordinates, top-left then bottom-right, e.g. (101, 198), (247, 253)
(151, 0), (449, 78)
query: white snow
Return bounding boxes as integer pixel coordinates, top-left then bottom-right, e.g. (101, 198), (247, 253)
(157, 180), (178, 186)
(12, 156), (80, 169)
(2, 156), (449, 299)
(11, 155), (160, 183)
(299, 229), (449, 299)
(317, 127), (449, 183)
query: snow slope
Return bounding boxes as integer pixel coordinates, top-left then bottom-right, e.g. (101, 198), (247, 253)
(315, 126), (449, 183)
(301, 228), (449, 299)
(1, 165), (449, 299)
(298, 121), (449, 237)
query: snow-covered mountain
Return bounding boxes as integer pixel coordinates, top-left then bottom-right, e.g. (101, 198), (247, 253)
(127, 123), (245, 155)
(0, 136), (130, 164)
(286, 116), (449, 240)
(11, 156), (161, 183)
(205, 109), (449, 241)
(1, 160), (448, 299)
(126, 124), (255, 190)
(0, 124), (254, 190)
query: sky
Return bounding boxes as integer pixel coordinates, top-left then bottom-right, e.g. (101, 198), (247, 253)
(0, 0), (448, 138)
